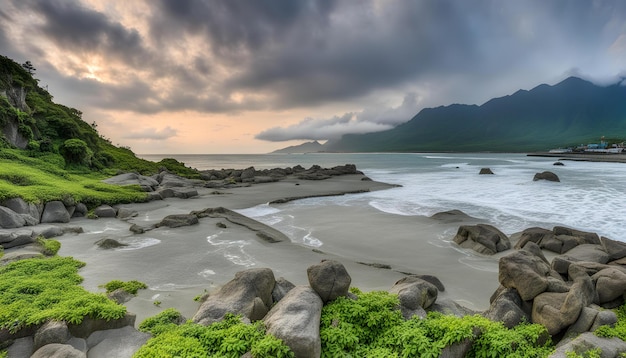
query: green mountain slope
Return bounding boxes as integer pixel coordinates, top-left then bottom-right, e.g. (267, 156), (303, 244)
(326, 77), (626, 152)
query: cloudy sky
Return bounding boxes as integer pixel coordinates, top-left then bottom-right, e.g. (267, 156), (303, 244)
(2, 0), (626, 153)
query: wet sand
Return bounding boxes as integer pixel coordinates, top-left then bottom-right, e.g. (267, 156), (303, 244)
(55, 173), (501, 325)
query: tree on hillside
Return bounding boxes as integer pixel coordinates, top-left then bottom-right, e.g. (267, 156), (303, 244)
(21, 61), (36, 76)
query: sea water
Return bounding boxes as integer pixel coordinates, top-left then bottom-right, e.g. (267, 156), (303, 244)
(141, 153), (626, 242)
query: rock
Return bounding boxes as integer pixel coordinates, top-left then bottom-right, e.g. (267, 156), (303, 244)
(86, 326), (151, 358)
(193, 268), (275, 325)
(38, 226), (65, 239)
(6, 336), (34, 358)
(34, 320), (70, 351)
(96, 238), (128, 249)
(0, 205), (27, 228)
(240, 166), (256, 182)
(389, 276), (438, 319)
(41, 201), (71, 223)
(553, 161), (565, 166)
(103, 173), (159, 191)
(272, 277), (296, 303)
(453, 224), (511, 255)
(601, 236), (626, 261)
(498, 250), (552, 301)
(216, 222), (227, 228)
(172, 188), (198, 198)
(116, 207), (138, 220)
(553, 226), (600, 245)
(2, 197), (40, 224)
(430, 210), (478, 223)
(107, 288), (134, 304)
(427, 298), (477, 317)
(93, 205), (117, 218)
(563, 307), (599, 339)
(550, 332), (626, 358)
(0, 229), (35, 249)
(479, 168), (494, 174)
(263, 286), (323, 358)
(68, 313), (136, 339)
(521, 241), (550, 265)
(484, 287), (530, 328)
(413, 274), (445, 292)
(590, 310), (618, 332)
(72, 203), (88, 218)
(307, 260), (352, 303)
(129, 224), (145, 234)
(592, 267), (626, 304)
(514, 227), (554, 249)
(157, 214), (199, 228)
(31, 343), (86, 358)
(531, 292), (573, 336)
(533, 171), (560, 182)
(562, 244), (610, 265)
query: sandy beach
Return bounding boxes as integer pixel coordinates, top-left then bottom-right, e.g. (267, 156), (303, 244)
(53, 173), (502, 325)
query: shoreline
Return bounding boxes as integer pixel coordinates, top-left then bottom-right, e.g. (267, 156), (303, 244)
(40, 171), (497, 325)
(527, 151), (626, 163)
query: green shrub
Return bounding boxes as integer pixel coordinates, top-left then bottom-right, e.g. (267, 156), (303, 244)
(0, 256), (126, 332)
(60, 138), (93, 166)
(36, 236), (61, 256)
(134, 312), (294, 358)
(101, 280), (147, 295)
(318, 289), (554, 358)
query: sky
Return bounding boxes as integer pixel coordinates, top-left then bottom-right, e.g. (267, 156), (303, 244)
(1, 0), (626, 154)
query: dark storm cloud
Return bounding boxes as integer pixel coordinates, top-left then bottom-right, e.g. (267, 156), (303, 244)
(2, 0), (626, 141)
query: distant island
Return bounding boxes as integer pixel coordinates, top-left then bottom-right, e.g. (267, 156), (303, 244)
(272, 140), (324, 154)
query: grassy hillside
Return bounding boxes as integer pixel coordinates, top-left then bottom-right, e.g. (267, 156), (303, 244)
(0, 55), (197, 207)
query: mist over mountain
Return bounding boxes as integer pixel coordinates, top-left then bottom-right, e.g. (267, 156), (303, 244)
(323, 77), (626, 152)
(272, 140), (324, 154)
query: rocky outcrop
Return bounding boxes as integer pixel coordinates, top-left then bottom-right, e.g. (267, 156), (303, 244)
(453, 224), (511, 255)
(156, 214), (199, 228)
(93, 205), (117, 218)
(41, 201), (71, 223)
(479, 168), (494, 174)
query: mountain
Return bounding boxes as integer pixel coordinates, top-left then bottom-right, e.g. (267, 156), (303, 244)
(325, 77), (626, 152)
(272, 140), (324, 153)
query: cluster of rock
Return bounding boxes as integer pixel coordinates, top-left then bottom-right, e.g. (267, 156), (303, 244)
(456, 222), (626, 355)
(189, 259), (463, 358)
(2, 312), (148, 358)
(200, 164), (363, 185)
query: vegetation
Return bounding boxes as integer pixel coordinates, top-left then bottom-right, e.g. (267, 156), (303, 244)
(101, 280), (148, 295)
(594, 303), (626, 341)
(0, 55), (201, 209)
(35, 236), (61, 256)
(134, 311), (293, 358)
(0, 256), (126, 333)
(319, 288), (553, 357)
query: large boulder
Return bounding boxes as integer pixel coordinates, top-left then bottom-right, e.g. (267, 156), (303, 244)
(41, 201), (71, 223)
(0, 229), (35, 249)
(263, 286), (323, 358)
(484, 287), (530, 328)
(93, 205), (117, 218)
(33, 321), (70, 352)
(533, 171), (560, 182)
(453, 224), (510, 255)
(193, 268), (276, 325)
(103, 173), (159, 192)
(498, 250), (553, 301)
(514, 227), (553, 249)
(68, 313), (136, 339)
(592, 267), (626, 304)
(561, 244), (610, 265)
(85, 326), (151, 358)
(0, 205), (26, 228)
(600, 236), (626, 261)
(553, 226), (600, 245)
(389, 276), (438, 319)
(307, 260), (351, 303)
(2, 197), (40, 224)
(479, 168), (494, 175)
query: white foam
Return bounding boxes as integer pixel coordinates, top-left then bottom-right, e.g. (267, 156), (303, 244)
(116, 237), (161, 251)
(236, 203), (281, 218)
(206, 232), (256, 267)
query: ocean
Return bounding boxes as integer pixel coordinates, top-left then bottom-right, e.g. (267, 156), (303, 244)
(141, 153), (626, 243)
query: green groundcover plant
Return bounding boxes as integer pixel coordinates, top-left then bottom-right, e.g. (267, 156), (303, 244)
(101, 280), (148, 295)
(134, 310), (293, 358)
(0, 256), (127, 333)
